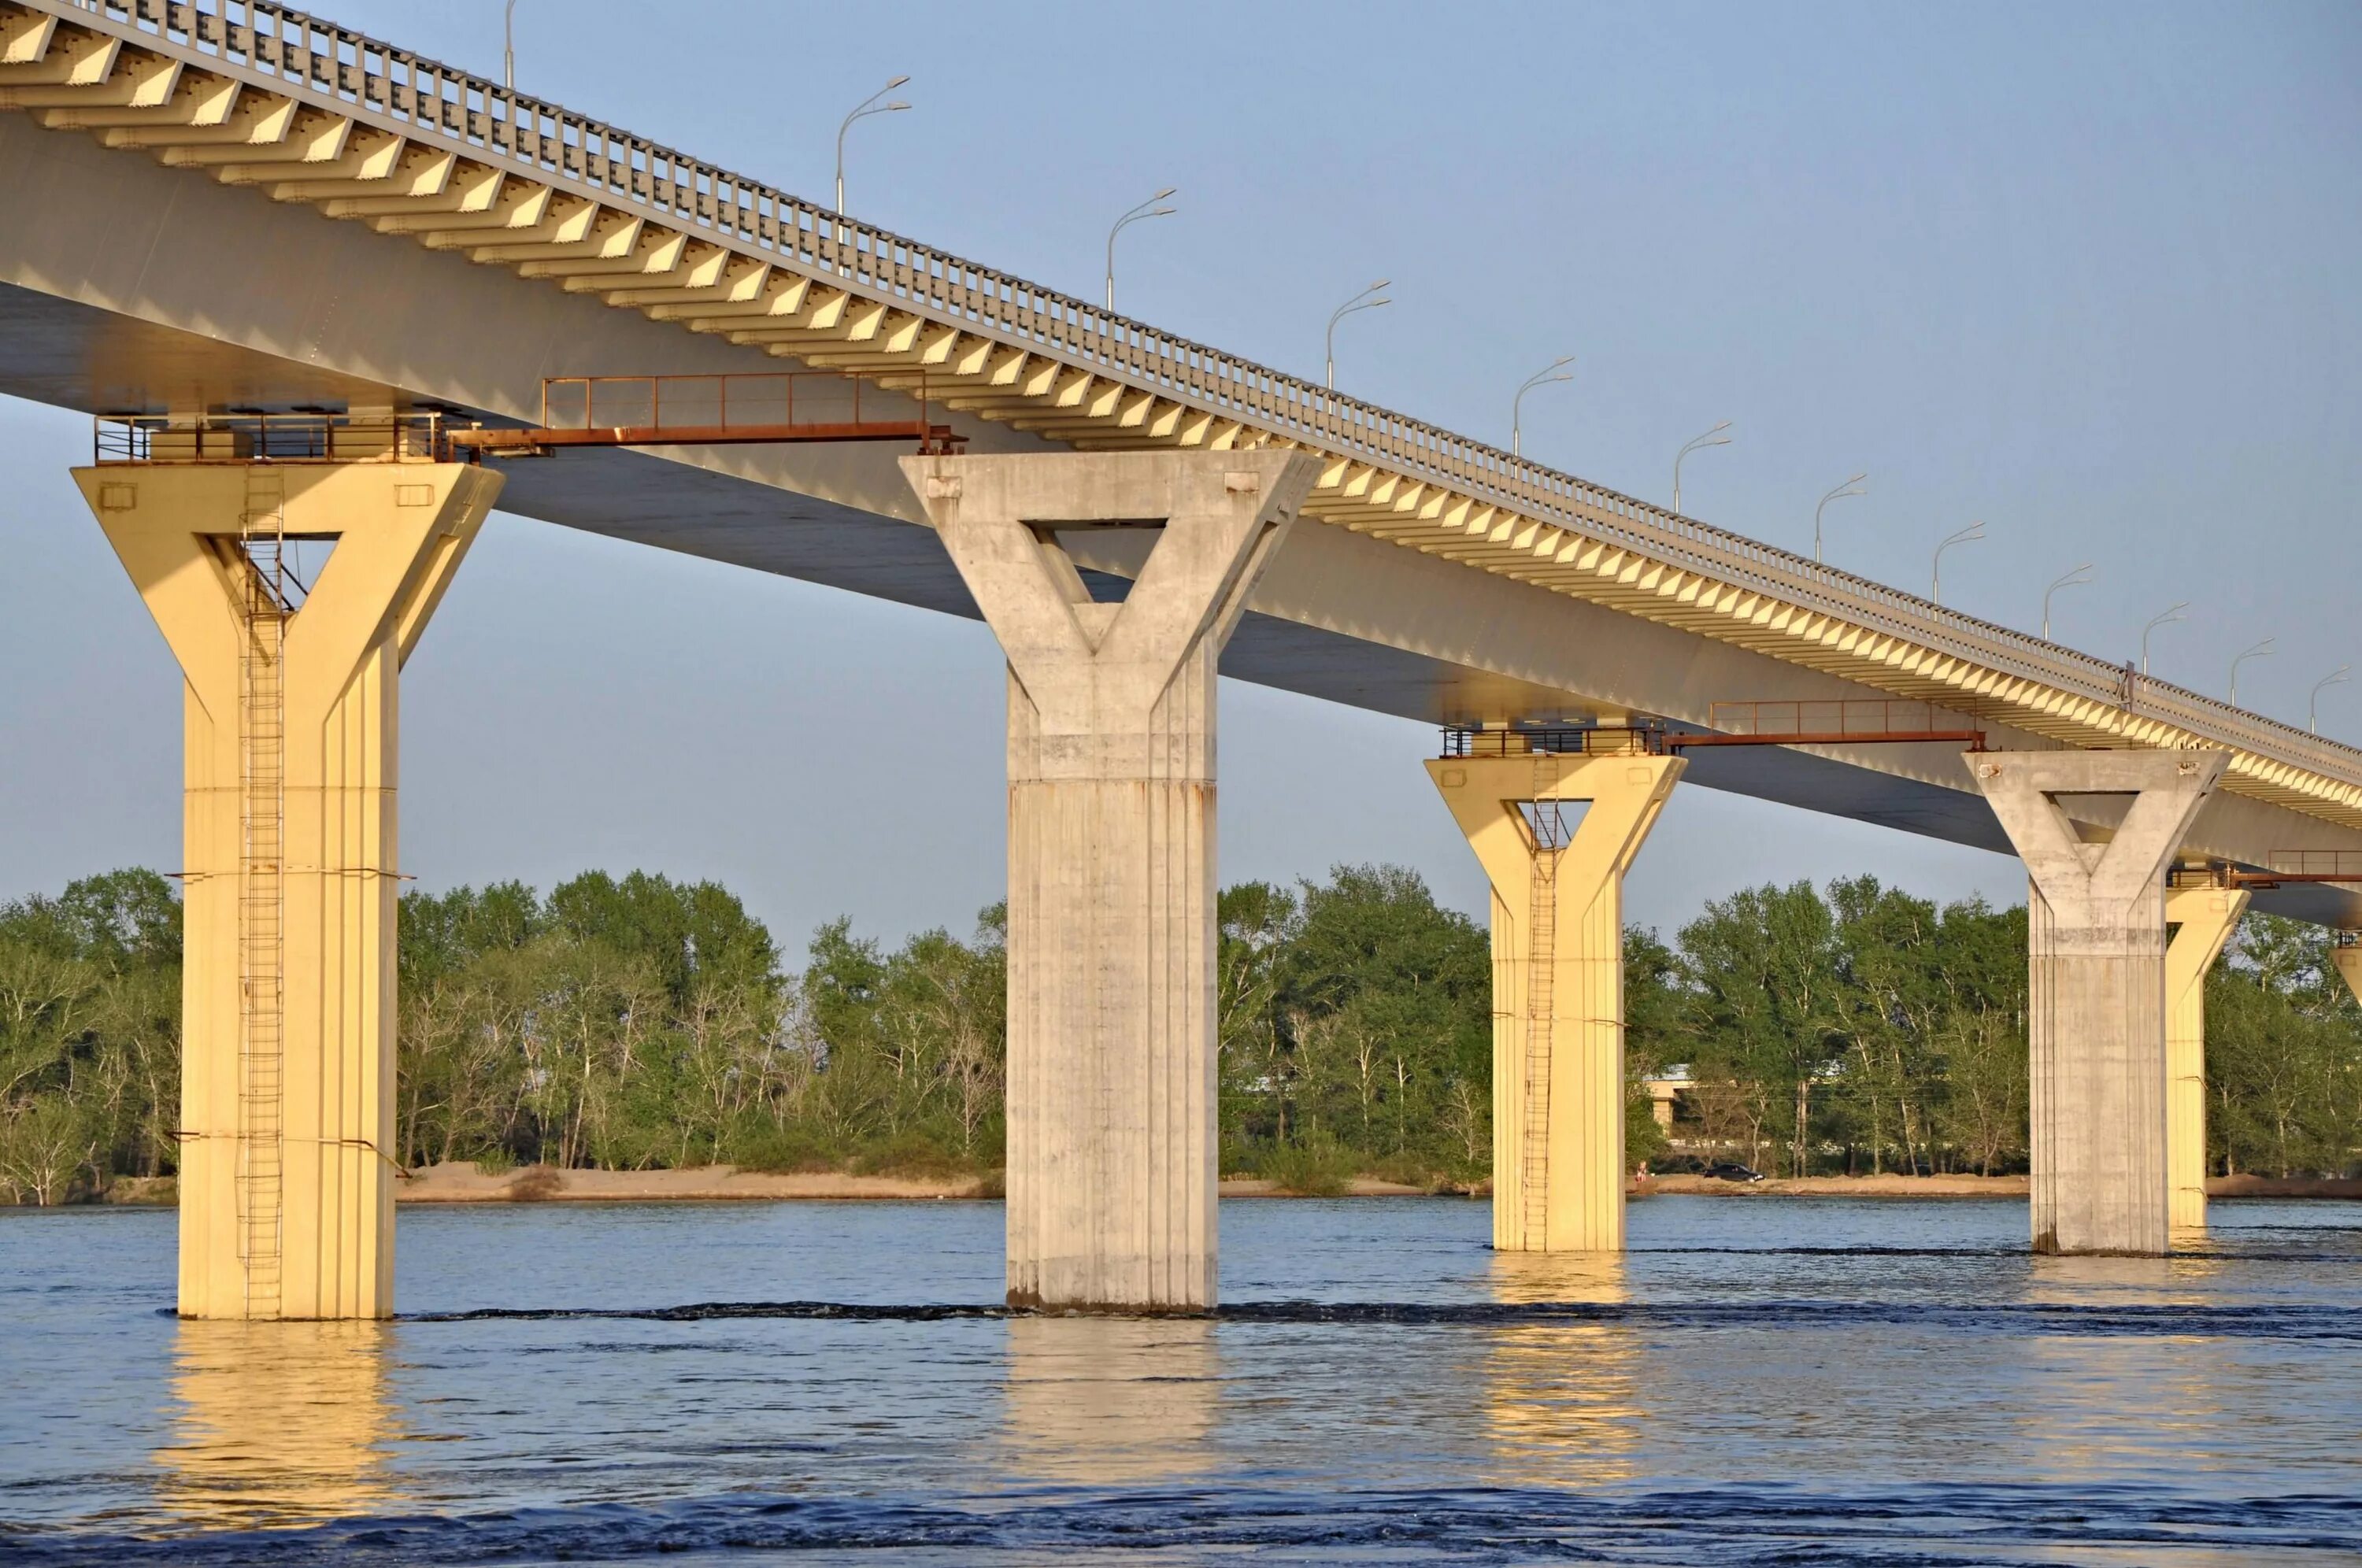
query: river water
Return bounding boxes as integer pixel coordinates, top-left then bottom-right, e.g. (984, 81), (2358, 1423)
(2, 1196), (2357, 1565)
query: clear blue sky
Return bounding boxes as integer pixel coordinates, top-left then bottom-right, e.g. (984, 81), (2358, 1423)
(3, 0), (2356, 950)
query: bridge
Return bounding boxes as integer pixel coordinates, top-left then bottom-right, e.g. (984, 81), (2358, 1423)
(5, 0), (2358, 1317)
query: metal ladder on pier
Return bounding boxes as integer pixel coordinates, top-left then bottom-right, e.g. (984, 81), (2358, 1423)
(235, 468), (287, 1318)
(1520, 756), (1562, 1244)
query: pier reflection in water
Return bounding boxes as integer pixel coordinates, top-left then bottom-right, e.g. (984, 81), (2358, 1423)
(154, 1319), (403, 1531)
(1001, 1315), (1219, 1483)
(6, 1198), (2356, 1565)
(1482, 1252), (1643, 1485)
(2016, 1252), (2237, 1486)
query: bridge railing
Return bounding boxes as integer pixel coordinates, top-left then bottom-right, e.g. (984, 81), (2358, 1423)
(93, 410), (459, 464)
(46, 0), (2362, 790)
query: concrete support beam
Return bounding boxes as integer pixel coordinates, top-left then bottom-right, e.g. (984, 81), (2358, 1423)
(76, 462), (501, 1318)
(1966, 749), (2227, 1256)
(902, 449), (1316, 1312)
(2335, 942), (2362, 1007)
(2164, 885), (2247, 1233)
(1427, 749), (1683, 1252)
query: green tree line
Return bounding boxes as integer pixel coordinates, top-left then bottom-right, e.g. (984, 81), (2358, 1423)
(2, 866), (2357, 1202)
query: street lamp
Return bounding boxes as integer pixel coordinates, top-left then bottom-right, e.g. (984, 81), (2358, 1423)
(504, 0), (520, 91)
(1812, 473), (1867, 564)
(2228, 638), (2276, 704)
(1671, 420), (1731, 516)
(2139, 603), (2186, 675)
(1931, 520), (1984, 606)
(835, 75), (911, 219)
(1325, 279), (1390, 393)
(2311, 665), (2352, 732)
(2042, 563), (2094, 642)
(1104, 187), (1176, 313)
(1510, 355), (1575, 458)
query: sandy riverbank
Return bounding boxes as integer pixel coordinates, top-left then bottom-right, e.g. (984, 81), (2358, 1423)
(86, 1165), (2362, 1206)
(1637, 1173), (2028, 1198)
(395, 1163), (994, 1203)
(385, 1166), (2362, 1203)
(1635, 1174), (2362, 1199)
(385, 1163), (1442, 1204)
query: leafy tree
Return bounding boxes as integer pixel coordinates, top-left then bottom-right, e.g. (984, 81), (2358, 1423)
(0, 871), (182, 1197)
(1674, 882), (1846, 1175)
(2209, 914), (2362, 1178)
(9, 863), (2357, 1200)
(1268, 864), (1490, 1182)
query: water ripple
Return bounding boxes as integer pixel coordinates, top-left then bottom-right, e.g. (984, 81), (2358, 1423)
(6, 1482), (2360, 1566)
(405, 1296), (2362, 1340)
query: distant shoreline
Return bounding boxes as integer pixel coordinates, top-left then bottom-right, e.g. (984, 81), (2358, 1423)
(391, 1164), (1446, 1204)
(73, 1165), (2362, 1207)
(1635, 1173), (2362, 1200)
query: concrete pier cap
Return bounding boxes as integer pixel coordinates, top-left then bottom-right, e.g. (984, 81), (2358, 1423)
(901, 449), (1318, 1313)
(1966, 749), (2227, 1256)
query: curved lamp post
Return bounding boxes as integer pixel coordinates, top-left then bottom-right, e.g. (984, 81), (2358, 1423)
(2228, 638), (2276, 704)
(2311, 665), (2352, 732)
(1671, 421), (1731, 516)
(2139, 603), (2187, 675)
(1812, 473), (1867, 564)
(504, 0), (520, 91)
(835, 76), (911, 219)
(1510, 356), (1575, 457)
(1325, 280), (1390, 394)
(2042, 563), (2094, 642)
(1104, 187), (1177, 312)
(1931, 520), (1985, 606)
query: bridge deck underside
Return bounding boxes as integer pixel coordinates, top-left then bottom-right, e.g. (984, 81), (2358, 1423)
(3, 107), (2356, 927)
(0, 279), (1999, 830)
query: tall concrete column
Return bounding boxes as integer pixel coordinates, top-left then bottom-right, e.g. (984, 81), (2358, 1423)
(2335, 941), (2362, 1006)
(1427, 748), (1683, 1252)
(902, 449), (1316, 1311)
(76, 461), (501, 1319)
(1965, 749), (2226, 1256)
(2164, 884), (2246, 1232)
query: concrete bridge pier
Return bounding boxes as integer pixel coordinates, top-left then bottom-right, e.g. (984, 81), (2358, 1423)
(75, 460), (501, 1320)
(1966, 749), (2227, 1256)
(1427, 748), (1684, 1252)
(903, 449), (1316, 1312)
(2164, 885), (2248, 1233)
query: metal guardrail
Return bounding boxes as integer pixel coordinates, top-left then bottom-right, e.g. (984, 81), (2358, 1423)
(38, 0), (2362, 793)
(94, 410), (461, 463)
(1439, 708), (1992, 760)
(537, 372), (879, 435)
(2267, 851), (2362, 878)
(441, 372), (951, 454)
(1442, 727), (1662, 760)
(1708, 699), (1971, 740)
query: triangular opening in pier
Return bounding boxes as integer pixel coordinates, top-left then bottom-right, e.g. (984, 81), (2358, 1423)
(1520, 798), (1591, 852)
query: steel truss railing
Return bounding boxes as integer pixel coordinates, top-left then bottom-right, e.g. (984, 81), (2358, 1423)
(38, 0), (2362, 794)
